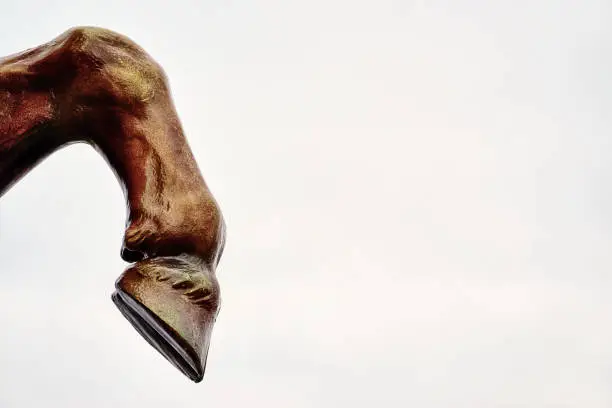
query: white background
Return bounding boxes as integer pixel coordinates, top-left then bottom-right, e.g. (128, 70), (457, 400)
(0, 0), (611, 406)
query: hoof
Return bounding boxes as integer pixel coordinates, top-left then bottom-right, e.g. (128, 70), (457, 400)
(112, 256), (220, 382)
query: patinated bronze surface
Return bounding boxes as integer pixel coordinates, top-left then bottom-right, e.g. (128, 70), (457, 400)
(0, 27), (226, 383)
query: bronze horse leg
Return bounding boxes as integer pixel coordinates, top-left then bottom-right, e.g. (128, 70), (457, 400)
(0, 27), (226, 383)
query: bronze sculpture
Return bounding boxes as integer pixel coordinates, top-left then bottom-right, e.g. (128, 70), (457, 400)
(0, 27), (226, 383)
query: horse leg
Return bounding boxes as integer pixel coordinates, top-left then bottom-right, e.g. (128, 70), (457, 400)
(0, 27), (226, 382)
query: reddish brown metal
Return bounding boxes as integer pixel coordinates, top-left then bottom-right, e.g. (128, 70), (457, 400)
(0, 27), (226, 382)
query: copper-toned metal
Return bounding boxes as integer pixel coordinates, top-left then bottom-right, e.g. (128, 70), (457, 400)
(0, 27), (226, 383)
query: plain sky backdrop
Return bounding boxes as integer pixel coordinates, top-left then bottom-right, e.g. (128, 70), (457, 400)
(0, 0), (611, 406)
